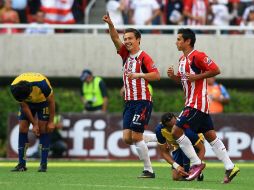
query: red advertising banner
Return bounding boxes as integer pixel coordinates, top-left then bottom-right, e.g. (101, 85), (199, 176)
(7, 113), (254, 160)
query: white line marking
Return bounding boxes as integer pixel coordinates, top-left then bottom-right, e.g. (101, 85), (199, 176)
(0, 182), (216, 190)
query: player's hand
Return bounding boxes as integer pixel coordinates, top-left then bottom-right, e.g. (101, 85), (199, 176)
(126, 73), (144, 80)
(186, 72), (196, 82)
(176, 166), (189, 177)
(167, 66), (175, 78)
(47, 121), (55, 133)
(32, 124), (40, 137)
(102, 12), (113, 25)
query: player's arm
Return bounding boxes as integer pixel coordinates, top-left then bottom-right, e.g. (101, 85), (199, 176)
(127, 71), (160, 81)
(46, 93), (55, 131)
(20, 102), (39, 136)
(167, 66), (181, 83)
(186, 54), (221, 82)
(102, 13), (123, 51)
(158, 144), (189, 176)
(99, 80), (108, 112)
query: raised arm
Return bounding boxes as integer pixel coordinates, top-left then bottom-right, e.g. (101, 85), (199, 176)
(102, 13), (123, 51)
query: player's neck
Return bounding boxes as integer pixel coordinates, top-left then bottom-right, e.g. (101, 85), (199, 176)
(129, 47), (140, 55)
(183, 47), (194, 57)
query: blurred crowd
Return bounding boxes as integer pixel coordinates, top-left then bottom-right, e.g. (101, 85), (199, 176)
(106, 0), (254, 34)
(0, 0), (253, 34)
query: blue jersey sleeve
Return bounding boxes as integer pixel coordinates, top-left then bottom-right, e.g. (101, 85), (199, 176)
(155, 124), (166, 144)
(32, 79), (52, 98)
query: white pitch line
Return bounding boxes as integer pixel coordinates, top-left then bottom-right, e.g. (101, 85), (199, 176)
(60, 183), (216, 190)
(0, 182), (216, 190)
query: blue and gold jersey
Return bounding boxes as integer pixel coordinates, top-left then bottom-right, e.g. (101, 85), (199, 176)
(11, 72), (53, 104)
(155, 123), (204, 151)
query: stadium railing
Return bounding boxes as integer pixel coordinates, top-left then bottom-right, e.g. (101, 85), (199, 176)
(0, 24), (254, 35)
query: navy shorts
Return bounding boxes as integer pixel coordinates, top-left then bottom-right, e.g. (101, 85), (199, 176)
(172, 148), (190, 172)
(176, 107), (214, 134)
(123, 100), (153, 133)
(18, 102), (49, 121)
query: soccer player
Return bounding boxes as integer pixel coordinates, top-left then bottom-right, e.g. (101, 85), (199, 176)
(10, 72), (55, 172)
(167, 28), (239, 183)
(103, 13), (160, 178)
(155, 112), (205, 181)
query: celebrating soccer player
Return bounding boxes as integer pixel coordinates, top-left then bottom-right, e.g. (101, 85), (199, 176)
(167, 28), (239, 183)
(103, 13), (160, 178)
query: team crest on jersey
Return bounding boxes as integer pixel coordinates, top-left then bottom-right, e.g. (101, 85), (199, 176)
(127, 62), (133, 72)
(203, 57), (212, 65)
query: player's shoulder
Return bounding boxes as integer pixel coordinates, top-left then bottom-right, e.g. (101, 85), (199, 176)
(140, 50), (152, 60)
(155, 123), (164, 133)
(193, 50), (207, 57)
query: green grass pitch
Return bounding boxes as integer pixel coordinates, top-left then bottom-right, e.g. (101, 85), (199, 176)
(0, 161), (252, 190)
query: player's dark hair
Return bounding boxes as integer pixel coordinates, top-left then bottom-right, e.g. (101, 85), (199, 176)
(124, 28), (141, 39)
(177, 28), (196, 47)
(10, 81), (32, 102)
(161, 112), (175, 126)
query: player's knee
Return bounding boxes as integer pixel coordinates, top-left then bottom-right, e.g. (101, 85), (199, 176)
(19, 125), (29, 133)
(122, 137), (132, 145)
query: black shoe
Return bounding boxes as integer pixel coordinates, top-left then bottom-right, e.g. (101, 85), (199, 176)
(197, 173), (204, 181)
(38, 163), (47, 172)
(11, 163), (27, 172)
(137, 170), (155, 178)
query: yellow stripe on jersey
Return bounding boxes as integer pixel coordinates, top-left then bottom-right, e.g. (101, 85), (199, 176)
(161, 128), (179, 150)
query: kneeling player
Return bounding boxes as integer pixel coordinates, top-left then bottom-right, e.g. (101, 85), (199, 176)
(155, 112), (205, 181)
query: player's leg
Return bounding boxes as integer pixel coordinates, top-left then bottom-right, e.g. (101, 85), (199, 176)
(131, 101), (154, 178)
(122, 101), (134, 145)
(143, 133), (157, 143)
(37, 105), (50, 172)
(11, 120), (30, 172)
(11, 107), (34, 172)
(203, 115), (239, 183)
(171, 108), (204, 180)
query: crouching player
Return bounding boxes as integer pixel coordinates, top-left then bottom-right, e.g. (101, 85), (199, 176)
(10, 72), (55, 172)
(155, 112), (205, 181)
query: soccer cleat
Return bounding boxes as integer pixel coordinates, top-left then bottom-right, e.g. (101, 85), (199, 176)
(137, 170), (155, 178)
(38, 163), (47, 172)
(11, 163), (27, 172)
(185, 163), (206, 181)
(223, 165), (240, 184)
(197, 173), (204, 181)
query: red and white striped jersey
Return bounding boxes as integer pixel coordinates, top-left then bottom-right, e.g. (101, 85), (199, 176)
(118, 45), (158, 101)
(177, 50), (219, 113)
(41, 0), (75, 24)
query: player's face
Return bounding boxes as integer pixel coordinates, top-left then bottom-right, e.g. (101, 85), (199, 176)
(123, 32), (140, 52)
(175, 34), (186, 51)
(165, 117), (177, 130)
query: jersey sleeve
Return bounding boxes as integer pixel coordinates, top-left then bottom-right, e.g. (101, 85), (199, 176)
(155, 124), (166, 145)
(39, 79), (53, 98)
(142, 53), (159, 73)
(194, 52), (219, 71)
(99, 80), (108, 97)
(117, 45), (129, 63)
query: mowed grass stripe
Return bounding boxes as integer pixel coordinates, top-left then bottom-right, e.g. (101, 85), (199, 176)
(0, 161), (253, 168)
